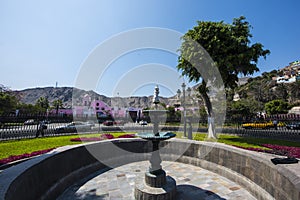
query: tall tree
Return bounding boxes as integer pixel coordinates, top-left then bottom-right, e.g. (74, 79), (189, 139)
(36, 97), (49, 111)
(227, 98), (262, 120)
(274, 83), (288, 101)
(52, 99), (63, 114)
(0, 86), (18, 115)
(177, 16), (270, 138)
(265, 99), (289, 115)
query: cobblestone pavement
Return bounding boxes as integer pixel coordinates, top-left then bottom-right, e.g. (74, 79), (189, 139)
(58, 161), (257, 200)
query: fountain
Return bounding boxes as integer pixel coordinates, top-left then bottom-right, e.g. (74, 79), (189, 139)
(135, 86), (177, 200)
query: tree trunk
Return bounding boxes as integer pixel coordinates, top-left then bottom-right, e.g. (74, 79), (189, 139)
(200, 87), (217, 139)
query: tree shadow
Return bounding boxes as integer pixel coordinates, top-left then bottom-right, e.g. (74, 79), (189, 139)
(176, 184), (226, 200)
(61, 184), (227, 200)
(57, 168), (112, 200)
(73, 189), (109, 200)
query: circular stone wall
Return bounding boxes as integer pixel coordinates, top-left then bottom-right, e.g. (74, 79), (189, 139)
(0, 138), (299, 200)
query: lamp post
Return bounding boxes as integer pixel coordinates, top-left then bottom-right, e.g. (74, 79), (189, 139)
(181, 83), (186, 138)
(187, 87), (191, 99)
(176, 83), (188, 138)
(177, 84), (194, 139)
(186, 87), (193, 139)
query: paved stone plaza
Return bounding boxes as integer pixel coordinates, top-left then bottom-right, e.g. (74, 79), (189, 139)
(58, 161), (256, 200)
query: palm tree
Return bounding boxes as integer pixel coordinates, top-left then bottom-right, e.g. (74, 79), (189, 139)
(52, 99), (63, 114)
(36, 97), (49, 111)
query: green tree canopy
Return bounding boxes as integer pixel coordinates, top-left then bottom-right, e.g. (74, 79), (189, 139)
(264, 99), (290, 115)
(0, 90), (18, 115)
(177, 16), (270, 138)
(36, 97), (49, 111)
(228, 98), (263, 120)
(16, 103), (45, 114)
(178, 16), (270, 89)
(52, 99), (63, 109)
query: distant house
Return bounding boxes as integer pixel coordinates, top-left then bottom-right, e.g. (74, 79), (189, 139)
(289, 106), (300, 115)
(233, 93), (240, 101)
(276, 60), (300, 84)
(276, 76), (298, 84)
(50, 94), (142, 119)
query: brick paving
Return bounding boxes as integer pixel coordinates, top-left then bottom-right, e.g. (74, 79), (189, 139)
(58, 161), (257, 200)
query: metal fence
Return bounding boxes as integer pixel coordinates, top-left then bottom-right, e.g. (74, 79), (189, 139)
(0, 113), (300, 141)
(0, 113), (74, 140)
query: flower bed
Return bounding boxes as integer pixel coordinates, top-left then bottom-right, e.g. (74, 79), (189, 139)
(234, 144), (300, 158)
(116, 134), (136, 138)
(0, 148), (54, 165)
(261, 144), (300, 158)
(70, 137), (102, 142)
(0, 134), (136, 167)
(70, 133), (136, 142)
(3, 136), (297, 168)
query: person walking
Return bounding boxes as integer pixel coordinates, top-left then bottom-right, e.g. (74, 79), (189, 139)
(273, 118), (278, 130)
(36, 120), (46, 137)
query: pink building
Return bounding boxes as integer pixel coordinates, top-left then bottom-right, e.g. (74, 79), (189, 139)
(50, 94), (144, 119)
(50, 94), (123, 118)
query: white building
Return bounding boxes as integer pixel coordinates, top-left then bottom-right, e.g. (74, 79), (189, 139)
(288, 106), (300, 115)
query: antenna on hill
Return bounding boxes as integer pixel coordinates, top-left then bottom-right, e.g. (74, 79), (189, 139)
(55, 82), (58, 88)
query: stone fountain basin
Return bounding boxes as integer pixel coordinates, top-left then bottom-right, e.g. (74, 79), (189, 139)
(136, 132), (176, 141)
(1, 139), (299, 200)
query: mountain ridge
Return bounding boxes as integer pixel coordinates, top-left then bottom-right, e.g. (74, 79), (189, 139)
(12, 87), (175, 109)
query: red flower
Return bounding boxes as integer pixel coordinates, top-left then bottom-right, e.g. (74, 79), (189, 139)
(0, 148), (54, 165)
(233, 144), (300, 158)
(117, 134), (136, 138)
(100, 134), (114, 139)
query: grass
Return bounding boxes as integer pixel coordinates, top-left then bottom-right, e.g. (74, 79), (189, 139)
(1, 131), (299, 161)
(193, 133), (300, 149)
(0, 135), (80, 159)
(0, 132), (133, 160)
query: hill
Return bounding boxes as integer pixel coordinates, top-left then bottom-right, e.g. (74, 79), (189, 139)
(234, 70), (300, 105)
(13, 87), (174, 109)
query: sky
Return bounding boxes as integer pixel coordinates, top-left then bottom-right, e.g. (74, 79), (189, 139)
(1, 0), (300, 97)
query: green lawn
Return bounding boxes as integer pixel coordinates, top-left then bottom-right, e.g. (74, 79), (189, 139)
(0, 132), (130, 160)
(193, 133), (300, 148)
(0, 132), (299, 161)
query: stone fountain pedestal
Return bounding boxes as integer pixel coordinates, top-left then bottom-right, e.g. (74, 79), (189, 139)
(134, 133), (177, 200)
(135, 85), (177, 200)
(135, 172), (176, 200)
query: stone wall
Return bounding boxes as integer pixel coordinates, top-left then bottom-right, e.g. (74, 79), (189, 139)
(0, 139), (299, 200)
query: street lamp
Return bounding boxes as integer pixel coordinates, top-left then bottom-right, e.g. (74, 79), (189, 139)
(176, 83), (187, 138)
(181, 83), (187, 138)
(187, 87), (191, 98)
